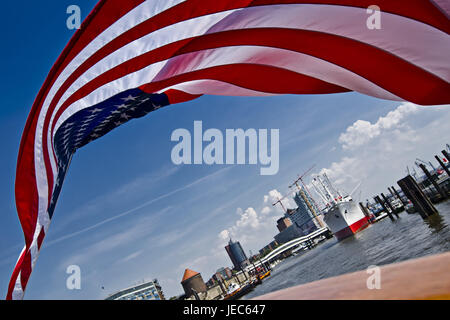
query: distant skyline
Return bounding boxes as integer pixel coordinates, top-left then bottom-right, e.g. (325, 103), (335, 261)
(1, 1), (449, 300)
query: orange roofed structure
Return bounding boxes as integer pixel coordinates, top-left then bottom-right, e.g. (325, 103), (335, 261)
(181, 268), (207, 297)
(182, 269), (199, 282)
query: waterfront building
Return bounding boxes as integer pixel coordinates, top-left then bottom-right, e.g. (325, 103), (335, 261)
(212, 272), (224, 283)
(181, 268), (207, 297)
(216, 267), (232, 280)
(106, 279), (165, 300)
(206, 278), (216, 288)
(289, 190), (321, 235)
(274, 224), (304, 244)
(277, 217), (292, 232)
(225, 238), (250, 270)
(259, 240), (279, 255)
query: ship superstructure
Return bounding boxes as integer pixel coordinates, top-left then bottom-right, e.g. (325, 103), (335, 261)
(312, 174), (370, 241)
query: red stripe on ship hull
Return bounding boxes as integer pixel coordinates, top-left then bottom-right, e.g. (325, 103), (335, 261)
(334, 216), (370, 241)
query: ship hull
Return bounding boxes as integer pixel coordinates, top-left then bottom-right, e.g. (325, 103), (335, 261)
(323, 201), (370, 241)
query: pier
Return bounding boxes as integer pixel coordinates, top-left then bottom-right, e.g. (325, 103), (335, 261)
(365, 145), (450, 221)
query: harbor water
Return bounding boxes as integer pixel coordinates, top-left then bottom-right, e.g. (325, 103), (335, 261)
(243, 200), (450, 299)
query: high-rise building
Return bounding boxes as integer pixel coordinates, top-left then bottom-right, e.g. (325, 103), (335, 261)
(106, 279), (165, 300)
(272, 188), (323, 244)
(225, 238), (249, 270)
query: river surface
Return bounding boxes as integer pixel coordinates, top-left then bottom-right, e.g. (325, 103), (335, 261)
(243, 200), (450, 299)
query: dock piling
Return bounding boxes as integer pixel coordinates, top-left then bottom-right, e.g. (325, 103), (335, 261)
(442, 150), (450, 163)
(391, 186), (407, 206)
(418, 163), (447, 200)
(435, 155), (450, 178)
(388, 187), (395, 198)
(381, 193), (398, 218)
(374, 195), (394, 221)
(397, 175), (438, 219)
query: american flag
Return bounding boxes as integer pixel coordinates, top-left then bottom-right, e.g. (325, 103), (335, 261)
(7, 0), (450, 299)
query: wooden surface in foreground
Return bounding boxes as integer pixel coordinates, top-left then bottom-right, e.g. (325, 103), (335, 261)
(252, 252), (450, 300)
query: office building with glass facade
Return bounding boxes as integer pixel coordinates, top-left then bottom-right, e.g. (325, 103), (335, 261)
(225, 238), (249, 270)
(106, 279), (165, 300)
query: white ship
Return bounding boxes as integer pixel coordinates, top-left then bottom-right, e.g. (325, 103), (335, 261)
(312, 174), (370, 241)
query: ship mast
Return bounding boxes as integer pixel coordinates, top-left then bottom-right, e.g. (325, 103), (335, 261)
(313, 175), (336, 205)
(311, 178), (329, 205)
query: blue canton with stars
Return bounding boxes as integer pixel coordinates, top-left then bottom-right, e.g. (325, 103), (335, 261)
(48, 89), (170, 218)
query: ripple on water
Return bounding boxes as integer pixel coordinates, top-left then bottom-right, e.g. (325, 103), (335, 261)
(244, 201), (450, 299)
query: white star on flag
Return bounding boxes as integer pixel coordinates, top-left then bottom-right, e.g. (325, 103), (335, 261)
(121, 95), (137, 102)
(88, 108), (102, 114)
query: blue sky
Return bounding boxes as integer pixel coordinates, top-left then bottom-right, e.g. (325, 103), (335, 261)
(1, 1), (449, 299)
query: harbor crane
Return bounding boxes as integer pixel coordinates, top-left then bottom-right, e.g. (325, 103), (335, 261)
(289, 165), (320, 208)
(272, 196), (288, 213)
(288, 164), (316, 190)
(272, 190), (295, 213)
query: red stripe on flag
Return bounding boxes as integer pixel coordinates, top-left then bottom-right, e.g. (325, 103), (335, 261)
(37, 228), (46, 250)
(162, 89), (203, 104)
(140, 63), (351, 94)
(6, 249), (26, 300)
(20, 251), (32, 294)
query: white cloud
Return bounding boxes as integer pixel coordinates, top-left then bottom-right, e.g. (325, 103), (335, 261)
(235, 207), (260, 229)
(316, 102), (450, 202)
(338, 102), (419, 150)
(218, 229), (229, 240)
(116, 250), (143, 264)
(261, 206), (272, 215)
